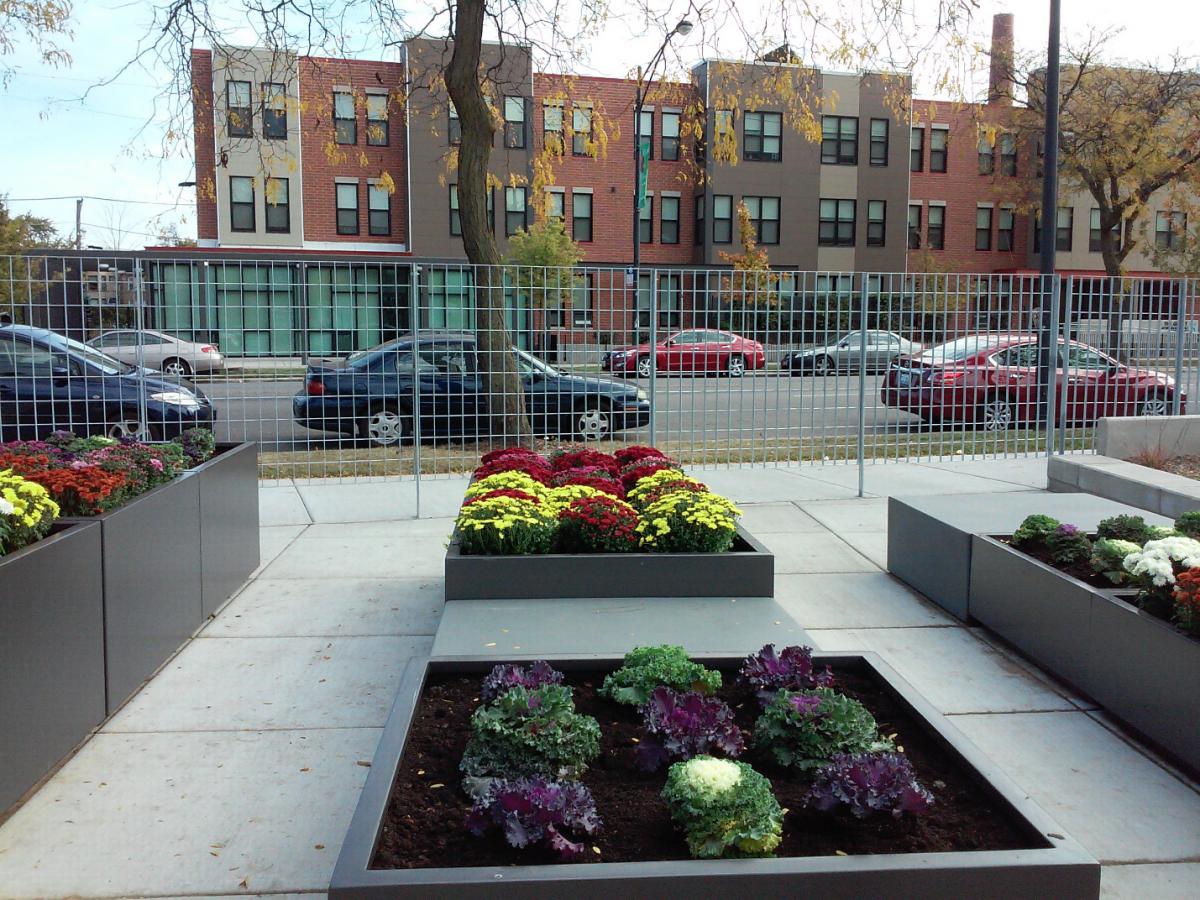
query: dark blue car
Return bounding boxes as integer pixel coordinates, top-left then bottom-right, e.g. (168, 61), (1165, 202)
(293, 333), (650, 445)
(0, 325), (216, 441)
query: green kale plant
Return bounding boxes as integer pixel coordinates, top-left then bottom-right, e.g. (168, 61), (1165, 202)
(1174, 510), (1200, 539)
(751, 687), (893, 771)
(1010, 514), (1061, 549)
(1096, 514), (1152, 543)
(661, 756), (783, 858)
(1047, 523), (1092, 565)
(598, 645), (722, 706)
(1090, 538), (1141, 585)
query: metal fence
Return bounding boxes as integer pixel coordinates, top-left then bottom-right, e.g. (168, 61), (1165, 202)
(2, 252), (1197, 491)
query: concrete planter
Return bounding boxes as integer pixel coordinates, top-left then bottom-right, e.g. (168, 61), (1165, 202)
(329, 654), (1099, 899)
(188, 442), (260, 618)
(970, 536), (1200, 773)
(444, 524), (774, 600)
(0, 522), (106, 815)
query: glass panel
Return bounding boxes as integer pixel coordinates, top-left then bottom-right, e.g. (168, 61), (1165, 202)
(334, 92), (354, 118)
(231, 177), (253, 203)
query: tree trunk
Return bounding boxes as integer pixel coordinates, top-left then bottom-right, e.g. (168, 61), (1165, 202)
(445, 0), (532, 448)
(1098, 217), (1129, 361)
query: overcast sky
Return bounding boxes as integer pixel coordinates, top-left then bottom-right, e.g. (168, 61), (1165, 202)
(2, 0), (1194, 248)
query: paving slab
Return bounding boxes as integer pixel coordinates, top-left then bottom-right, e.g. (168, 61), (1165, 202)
(797, 497), (888, 533)
(774, 573), (954, 629)
(1100, 863), (1200, 899)
(303, 517), (455, 540)
(206, 577), (443, 639)
(694, 466), (859, 502)
(258, 485), (311, 527)
(256, 525), (307, 574)
(808, 626), (1077, 714)
(950, 710), (1200, 863)
(919, 457), (1051, 489)
(103, 636), (429, 732)
(835, 530), (888, 568)
(759, 531), (879, 574)
(807, 463), (1041, 497)
(0, 728), (378, 898)
(296, 477), (468, 523)
(735, 502), (826, 534)
(258, 534), (447, 580)
(431, 596), (811, 657)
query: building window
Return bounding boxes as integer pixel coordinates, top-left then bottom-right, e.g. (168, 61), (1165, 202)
(712, 194), (733, 243)
(367, 94), (389, 146)
(818, 198), (856, 246)
(262, 82), (286, 140)
(714, 109), (734, 139)
(930, 127), (948, 172)
(821, 116), (858, 165)
(226, 80), (252, 138)
(999, 133), (1017, 175)
(869, 118), (889, 166)
(449, 185), (461, 236)
(543, 102), (564, 152)
(662, 111), (680, 161)
(334, 91), (356, 145)
(1156, 211), (1186, 251)
(976, 206), (993, 250)
(637, 109), (654, 159)
(547, 189), (565, 221)
(927, 205), (945, 249)
(504, 96), (526, 149)
(743, 196), (780, 244)
(639, 196), (653, 244)
(694, 195), (704, 245)
(998, 208), (1015, 251)
(229, 176), (254, 231)
(1056, 206), (1073, 251)
(265, 177), (289, 233)
(978, 132), (994, 175)
(910, 126), (924, 172)
(743, 111), (782, 161)
(867, 200), (886, 247)
(572, 273), (594, 327)
(907, 204), (922, 250)
(368, 184), (391, 236)
(448, 102), (461, 145)
(572, 192), (592, 241)
(336, 182), (358, 235)
(505, 186), (528, 236)
(572, 106), (592, 156)
(661, 196), (680, 244)
(658, 273), (682, 327)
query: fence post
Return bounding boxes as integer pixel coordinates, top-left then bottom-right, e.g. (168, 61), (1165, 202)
(1057, 275), (1073, 454)
(410, 263), (421, 518)
(647, 269), (658, 445)
(857, 277), (869, 497)
(1044, 274), (1060, 458)
(1173, 278), (1188, 417)
(134, 261), (150, 440)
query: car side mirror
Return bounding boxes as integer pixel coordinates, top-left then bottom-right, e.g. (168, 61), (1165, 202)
(51, 365), (71, 384)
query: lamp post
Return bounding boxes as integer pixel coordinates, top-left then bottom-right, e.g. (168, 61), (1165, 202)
(1037, 0), (1062, 438)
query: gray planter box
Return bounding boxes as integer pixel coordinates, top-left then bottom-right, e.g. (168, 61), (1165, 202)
(888, 494), (1170, 622)
(65, 474), (204, 714)
(1, 522), (106, 815)
(189, 442), (260, 618)
(329, 654), (1099, 899)
(970, 536), (1200, 773)
(445, 524), (773, 600)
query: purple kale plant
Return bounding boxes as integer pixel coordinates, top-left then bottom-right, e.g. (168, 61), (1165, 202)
(740, 644), (834, 705)
(479, 660), (565, 703)
(804, 752), (934, 819)
(635, 686), (745, 771)
(464, 776), (603, 860)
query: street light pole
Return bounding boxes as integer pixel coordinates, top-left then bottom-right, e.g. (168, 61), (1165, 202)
(1037, 0), (1062, 433)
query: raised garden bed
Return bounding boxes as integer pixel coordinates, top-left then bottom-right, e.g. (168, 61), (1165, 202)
(0, 521), (106, 815)
(970, 535), (1200, 774)
(329, 654), (1098, 899)
(445, 524), (773, 600)
(188, 442), (260, 617)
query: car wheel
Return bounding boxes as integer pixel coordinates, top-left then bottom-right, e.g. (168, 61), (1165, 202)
(726, 355), (746, 377)
(574, 403), (612, 441)
(161, 357), (192, 377)
(636, 356), (653, 378)
(978, 395), (1014, 431)
(1139, 392), (1171, 416)
(106, 418), (160, 441)
(813, 355), (833, 375)
(360, 405), (408, 447)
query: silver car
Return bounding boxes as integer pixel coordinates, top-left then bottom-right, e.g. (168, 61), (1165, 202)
(87, 329), (225, 377)
(783, 330), (922, 375)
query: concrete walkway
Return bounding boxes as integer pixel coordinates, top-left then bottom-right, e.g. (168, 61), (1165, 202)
(0, 459), (1197, 898)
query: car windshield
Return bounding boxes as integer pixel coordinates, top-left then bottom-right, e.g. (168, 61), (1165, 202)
(515, 348), (557, 377)
(45, 332), (133, 375)
(917, 336), (1004, 364)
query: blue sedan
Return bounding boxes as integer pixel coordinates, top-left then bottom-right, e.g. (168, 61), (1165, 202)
(293, 333), (650, 445)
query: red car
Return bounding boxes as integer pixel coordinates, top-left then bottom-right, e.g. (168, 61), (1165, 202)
(603, 329), (767, 378)
(881, 333), (1184, 429)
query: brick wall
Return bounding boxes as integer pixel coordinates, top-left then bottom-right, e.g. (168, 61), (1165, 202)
(191, 49), (218, 241)
(298, 56), (409, 245)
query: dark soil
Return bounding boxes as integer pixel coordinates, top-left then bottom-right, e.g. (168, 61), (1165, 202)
(371, 665), (1037, 870)
(1004, 537), (1116, 590)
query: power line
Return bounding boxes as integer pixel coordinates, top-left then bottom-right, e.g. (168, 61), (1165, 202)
(6, 194), (194, 206)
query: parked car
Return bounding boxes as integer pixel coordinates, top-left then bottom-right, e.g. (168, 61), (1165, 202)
(293, 332), (650, 446)
(880, 333), (1185, 430)
(86, 329), (225, 377)
(0, 325), (216, 441)
(602, 329), (766, 377)
(784, 331), (922, 374)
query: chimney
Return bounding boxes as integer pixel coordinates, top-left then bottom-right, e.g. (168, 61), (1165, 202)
(988, 13), (1015, 106)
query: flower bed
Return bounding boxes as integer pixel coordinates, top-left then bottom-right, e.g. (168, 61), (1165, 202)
(329, 650), (1099, 898)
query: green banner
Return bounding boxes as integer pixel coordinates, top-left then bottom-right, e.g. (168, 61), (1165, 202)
(637, 140), (651, 210)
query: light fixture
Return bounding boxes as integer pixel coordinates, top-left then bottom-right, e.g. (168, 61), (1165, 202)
(675, 19), (693, 36)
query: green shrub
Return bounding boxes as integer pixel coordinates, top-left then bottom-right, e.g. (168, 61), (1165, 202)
(599, 645), (722, 706)
(1010, 514), (1060, 549)
(1174, 511), (1200, 539)
(751, 687), (893, 771)
(1096, 514), (1151, 543)
(662, 756), (783, 858)
(1047, 523), (1092, 565)
(1090, 538), (1141, 585)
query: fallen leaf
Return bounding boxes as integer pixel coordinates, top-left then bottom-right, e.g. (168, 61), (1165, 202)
(299, 768), (310, 773)
(484, 642), (497, 648)
(429, 783), (445, 789)
(238, 878), (249, 888)
(592, 846), (601, 855)
(314, 844), (326, 850)
(835, 850), (848, 857)
(417, 769), (426, 776)
(356, 760), (372, 767)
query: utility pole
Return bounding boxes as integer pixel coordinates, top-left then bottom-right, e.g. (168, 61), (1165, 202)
(1037, 0), (1062, 427)
(75, 198), (83, 250)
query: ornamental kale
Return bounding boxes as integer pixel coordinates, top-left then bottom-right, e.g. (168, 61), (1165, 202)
(1091, 538), (1141, 585)
(176, 427), (216, 466)
(751, 687), (894, 771)
(805, 752), (934, 819)
(464, 776), (603, 860)
(740, 644), (834, 705)
(1175, 510), (1200, 539)
(1096, 514), (1153, 543)
(662, 756), (783, 859)
(635, 687), (745, 771)
(1010, 514), (1061, 549)
(598, 645), (722, 706)
(460, 684), (601, 782)
(479, 660), (565, 704)
(1047, 523), (1092, 565)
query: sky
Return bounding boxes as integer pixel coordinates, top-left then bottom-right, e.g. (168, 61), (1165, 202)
(2, 0), (1196, 248)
